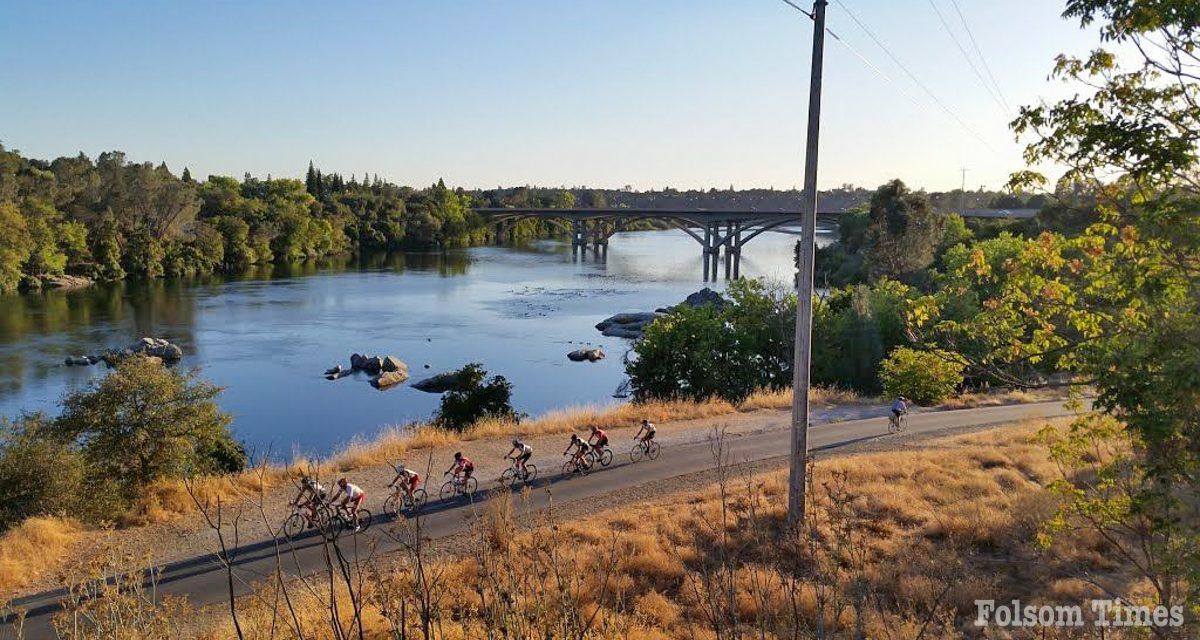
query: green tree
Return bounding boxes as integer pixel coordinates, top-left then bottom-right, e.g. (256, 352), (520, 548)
(0, 414), (85, 530)
(863, 179), (945, 283)
(434, 363), (520, 431)
(879, 347), (964, 404)
(52, 357), (244, 502)
(0, 201), (33, 292)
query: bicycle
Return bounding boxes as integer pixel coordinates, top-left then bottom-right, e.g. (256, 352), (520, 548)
(500, 458), (538, 487)
(382, 485), (428, 518)
(282, 502), (328, 539)
(888, 411), (907, 434)
(629, 437), (660, 462)
(326, 501), (372, 539)
(440, 472), (479, 502)
(589, 443), (614, 467)
(562, 450), (594, 477)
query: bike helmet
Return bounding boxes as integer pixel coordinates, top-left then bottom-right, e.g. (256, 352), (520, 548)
(590, 425), (599, 432)
(512, 438), (520, 447)
(337, 477), (347, 486)
(454, 451), (462, 460)
(641, 419), (650, 426)
(395, 463), (406, 474)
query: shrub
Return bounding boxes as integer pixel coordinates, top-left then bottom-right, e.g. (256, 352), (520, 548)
(434, 363), (521, 432)
(879, 347), (965, 405)
(52, 356), (245, 506)
(0, 415), (84, 530)
(627, 279), (795, 404)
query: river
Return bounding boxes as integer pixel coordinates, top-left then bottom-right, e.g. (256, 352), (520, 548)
(0, 226), (833, 456)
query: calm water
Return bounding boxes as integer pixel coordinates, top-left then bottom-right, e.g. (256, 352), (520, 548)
(0, 227), (832, 456)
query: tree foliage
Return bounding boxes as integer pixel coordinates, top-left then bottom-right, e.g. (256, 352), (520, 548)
(52, 357), (244, 503)
(434, 363), (521, 432)
(879, 347), (964, 405)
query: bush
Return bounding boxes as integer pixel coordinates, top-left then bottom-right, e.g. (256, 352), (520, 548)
(52, 356), (245, 505)
(0, 415), (84, 529)
(626, 279), (795, 404)
(434, 363), (521, 431)
(879, 347), (965, 405)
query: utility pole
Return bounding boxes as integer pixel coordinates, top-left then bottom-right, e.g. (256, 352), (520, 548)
(788, 0), (828, 529)
(960, 167), (970, 213)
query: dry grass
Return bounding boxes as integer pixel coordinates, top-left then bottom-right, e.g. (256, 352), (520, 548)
(136, 387), (863, 523)
(0, 517), (80, 598)
(187, 418), (1143, 639)
(937, 386), (1070, 410)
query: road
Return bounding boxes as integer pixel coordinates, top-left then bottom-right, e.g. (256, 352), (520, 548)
(7, 401), (1074, 638)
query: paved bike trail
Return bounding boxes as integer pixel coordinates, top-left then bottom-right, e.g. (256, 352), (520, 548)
(7, 401), (1075, 638)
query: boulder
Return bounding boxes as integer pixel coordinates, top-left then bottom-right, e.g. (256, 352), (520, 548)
(567, 348), (605, 362)
(595, 312), (662, 332)
(371, 370), (409, 389)
(42, 274), (93, 290)
(381, 355), (407, 373)
(129, 337), (182, 361)
(681, 287), (726, 310)
(412, 371), (467, 393)
(350, 353), (368, 370)
(65, 355), (94, 366)
(363, 356), (385, 374)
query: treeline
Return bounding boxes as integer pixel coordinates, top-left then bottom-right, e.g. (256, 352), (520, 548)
(0, 147), (528, 294)
(470, 183), (1050, 213)
(629, 177), (1096, 402)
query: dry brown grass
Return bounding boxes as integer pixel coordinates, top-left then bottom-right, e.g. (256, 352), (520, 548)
(937, 386), (1070, 410)
(134, 387), (862, 523)
(0, 517), (80, 598)
(189, 418), (1145, 640)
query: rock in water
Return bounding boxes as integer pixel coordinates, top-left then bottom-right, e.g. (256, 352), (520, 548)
(567, 348), (606, 362)
(371, 370), (409, 389)
(682, 287), (726, 310)
(65, 355), (93, 366)
(412, 371), (466, 393)
(130, 337), (183, 361)
(381, 355), (407, 373)
(350, 353), (367, 370)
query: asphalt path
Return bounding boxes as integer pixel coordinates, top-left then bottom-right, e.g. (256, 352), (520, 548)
(7, 401), (1075, 638)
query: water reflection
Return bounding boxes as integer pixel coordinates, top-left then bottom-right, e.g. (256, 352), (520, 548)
(0, 228), (830, 455)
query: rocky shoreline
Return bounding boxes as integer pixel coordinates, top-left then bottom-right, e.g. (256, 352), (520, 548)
(594, 287), (726, 340)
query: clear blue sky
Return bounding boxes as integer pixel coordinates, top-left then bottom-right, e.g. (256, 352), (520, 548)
(0, 1), (1096, 192)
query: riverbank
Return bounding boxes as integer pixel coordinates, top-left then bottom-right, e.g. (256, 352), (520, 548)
(0, 386), (1065, 600)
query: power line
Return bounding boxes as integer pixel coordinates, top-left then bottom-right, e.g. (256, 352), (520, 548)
(926, 0), (1007, 116)
(946, 0), (1012, 113)
(830, 0), (999, 154)
(778, 0), (925, 113)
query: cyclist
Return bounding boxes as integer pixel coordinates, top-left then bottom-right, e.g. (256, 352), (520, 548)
(329, 478), (367, 531)
(387, 463), (421, 502)
(444, 451), (474, 483)
(505, 438), (534, 478)
(890, 396), (909, 429)
(293, 475), (327, 528)
(634, 419), (656, 444)
(587, 425), (609, 454)
(563, 433), (590, 467)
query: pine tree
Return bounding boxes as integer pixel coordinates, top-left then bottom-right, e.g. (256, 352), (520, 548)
(305, 161), (318, 196)
(181, 167), (193, 183)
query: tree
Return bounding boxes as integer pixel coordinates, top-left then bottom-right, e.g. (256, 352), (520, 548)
(52, 357), (244, 502)
(863, 179), (945, 283)
(0, 414), (85, 529)
(0, 201), (33, 292)
(434, 363), (520, 431)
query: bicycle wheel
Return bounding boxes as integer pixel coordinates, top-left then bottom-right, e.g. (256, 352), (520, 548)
(409, 489), (428, 511)
(522, 464), (538, 484)
(355, 509), (372, 533)
(501, 468), (517, 486)
(646, 441), (660, 460)
(464, 476), (478, 495)
(630, 443), (645, 463)
(562, 460), (576, 476)
(899, 414), (907, 432)
(440, 480), (457, 502)
(598, 448), (613, 467)
(282, 513), (306, 539)
(383, 493), (400, 518)
(887, 415), (898, 434)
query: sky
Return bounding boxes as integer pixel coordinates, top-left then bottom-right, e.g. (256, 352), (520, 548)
(0, 1), (1099, 192)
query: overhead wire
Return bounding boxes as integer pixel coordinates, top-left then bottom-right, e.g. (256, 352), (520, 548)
(946, 0), (1012, 113)
(828, 0), (999, 154)
(926, 0), (1008, 116)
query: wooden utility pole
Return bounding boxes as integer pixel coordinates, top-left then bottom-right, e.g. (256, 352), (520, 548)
(788, 0), (828, 529)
